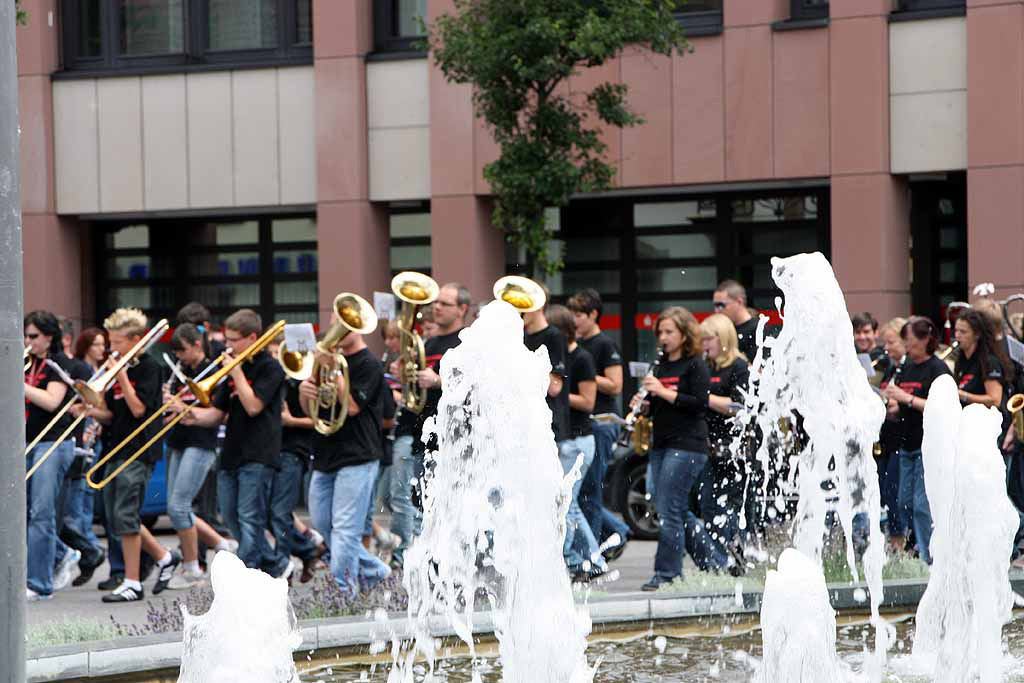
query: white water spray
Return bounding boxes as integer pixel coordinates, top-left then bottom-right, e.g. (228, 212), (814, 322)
(176, 551), (301, 683)
(392, 300), (592, 683)
(911, 375), (1017, 682)
(743, 253), (890, 680)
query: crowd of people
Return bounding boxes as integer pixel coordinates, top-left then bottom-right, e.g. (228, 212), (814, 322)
(23, 276), (1024, 603)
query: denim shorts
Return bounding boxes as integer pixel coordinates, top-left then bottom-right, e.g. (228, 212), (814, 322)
(102, 459), (153, 536)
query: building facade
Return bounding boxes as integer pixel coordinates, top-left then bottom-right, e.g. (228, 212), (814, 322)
(15, 0), (1018, 364)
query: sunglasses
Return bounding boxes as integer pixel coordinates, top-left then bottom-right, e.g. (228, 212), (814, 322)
(713, 302), (727, 310)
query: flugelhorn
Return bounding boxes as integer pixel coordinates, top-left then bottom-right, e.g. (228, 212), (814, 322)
(392, 271), (439, 414)
(493, 275), (546, 313)
(25, 320), (169, 480)
(303, 294), (377, 435)
(87, 320), (286, 490)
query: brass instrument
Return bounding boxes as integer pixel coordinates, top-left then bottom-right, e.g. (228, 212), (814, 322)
(936, 341), (959, 362)
(938, 301), (971, 365)
(391, 271), (440, 414)
(25, 320), (169, 480)
(86, 320), (286, 490)
(298, 294), (378, 436)
(23, 346), (31, 372)
(1010, 394), (1024, 445)
(621, 346), (665, 456)
(493, 275), (546, 313)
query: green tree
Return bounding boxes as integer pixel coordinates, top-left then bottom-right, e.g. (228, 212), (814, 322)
(427, 0), (690, 274)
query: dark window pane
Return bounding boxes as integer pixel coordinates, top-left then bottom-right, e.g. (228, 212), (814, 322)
(187, 251), (261, 277)
(119, 0), (184, 56)
(549, 237), (619, 264)
(188, 283), (260, 307)
(108, 286), (151, 309)
(296, 0), (312, 44)
(272, 217), (316, 242)
(545, 269), (620, 296)
(635, 233), (715, 260)
(215, 221), (259, 245)
(110, 225), (149, 249)
(390, 213), (431, 239)
(390, 245), (431, 271)
(637, 266), (717, 293)
(634, 200), (716, 229)
(397, 0), (428, 37)
(78, 0), (103, 58)
(275, 310), (318, 325)
(748, 227), (818, 256)
(273, 281), (317, 305)
(676, 0), (722, 11)
(108, 255), (151, 280)
(209, 0), (278, 51)
(273, 249), (317, 274)
(733, 196), (817, 223)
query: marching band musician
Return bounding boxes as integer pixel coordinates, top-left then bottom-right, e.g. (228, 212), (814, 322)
(877, 317), (907, 550)
(76, 308), (177, 603)
(637, 307), (739, 592)
(298, 310), (392, 595)
(181, 309), (290, 579)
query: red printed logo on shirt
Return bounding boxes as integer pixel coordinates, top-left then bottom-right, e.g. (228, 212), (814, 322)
(226, 376), (254, 399)
(660, 376), (679, 389)
(709, 376), (722, 384)
(425, 353), (443, 371)
(958, 374), (974, 389)
(112, 380), (137, 401)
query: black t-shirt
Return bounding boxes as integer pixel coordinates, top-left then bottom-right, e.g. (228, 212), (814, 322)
(878, 358), (903, 456)
(102, 353), (164, 465)
(707, 358), (749, 451)
(166, 360), (219, 452)
(579, 331), (623, 416)
(310, 347), (385, 472)
(281, 378), (312, 460)
(735, 317), (760, 362)
(650, 354), (710, 453)
(955, 351), (1004, 398)
(568, 346), (597, 438)
(212, 349), (285, 470)
(412, 330), (463, 454)
(24, 354), (77, 445)
(893, 355), (951, 451)
(525, 325), (570, 442)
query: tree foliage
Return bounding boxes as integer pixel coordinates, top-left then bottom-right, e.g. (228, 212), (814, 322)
(427, 0), (690, 273)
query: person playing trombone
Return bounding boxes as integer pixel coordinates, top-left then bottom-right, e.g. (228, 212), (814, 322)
(73, 308), (180, 602)
(24, 310), (80, 600)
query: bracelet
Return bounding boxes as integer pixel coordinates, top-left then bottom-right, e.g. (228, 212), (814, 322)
(906, 396), (914, 407)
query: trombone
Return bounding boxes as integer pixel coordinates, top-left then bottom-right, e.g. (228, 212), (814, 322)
(25, 320), (170, 481)
(282, 294), (376, 436)
(86, 320), (287, 490)
(391, 271), (439, 414)
(493, 275), (546, 313)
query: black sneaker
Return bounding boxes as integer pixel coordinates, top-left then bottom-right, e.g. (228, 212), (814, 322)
(102, 581), (144, 603)
(602, 534), (630, 563)
(641, 575), (670, 592)
(152, 550), (181, 595)
(97, 573), (124, 591)
(73, 548), (107, 587)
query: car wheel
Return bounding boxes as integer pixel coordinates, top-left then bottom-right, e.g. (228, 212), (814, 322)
(619, 457), (659, 541)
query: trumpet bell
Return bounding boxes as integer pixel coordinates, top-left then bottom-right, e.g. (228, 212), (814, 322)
(333, 293), (378, 336)
(391, 271), (440, 307)
(493, 275), (546, 314)
(279, 346), (314, 381)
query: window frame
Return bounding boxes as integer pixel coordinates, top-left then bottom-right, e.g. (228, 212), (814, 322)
(790, 0), (829, 21)
(373, 0), (428, 56)
(674, 6), (724, 38)
(891, 0), (966, 22)
(58, 0), (312, 77)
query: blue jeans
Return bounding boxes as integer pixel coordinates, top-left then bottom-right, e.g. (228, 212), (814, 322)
(580, 421), (631, 544)
(271, 452), (317, 561)
(167, 447), (217, 530)
(63, 476), (101, 548)
(389, 435), (420, 564)
(880, 452), (901, 534)
(26, 440), (75, 595)
(898, 448), (932, 564)
(650, 449), (728, 579)
(309, 460), (391, 594)
(218, 463), (282, 573)
(558, 436), (603, 568)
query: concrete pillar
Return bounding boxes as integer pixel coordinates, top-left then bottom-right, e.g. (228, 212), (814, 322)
(966, 1), (1024, 298)
(313, 0), (390, 330)
(829, 0), (912, 321)
(17, 0), (87, 328)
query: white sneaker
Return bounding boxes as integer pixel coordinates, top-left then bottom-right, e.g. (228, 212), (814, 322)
(167, 567), (207, 590)
(26, 587), (52, 601)
(374, 529), (401, 551)
(309, 528), (324, 548)
(220, 539), (239, 554)
(53, 548), (81, 591)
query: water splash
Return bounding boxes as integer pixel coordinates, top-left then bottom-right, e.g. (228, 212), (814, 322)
(757, 548), (847, 683)
(392, 301), (592, 683)
(911, 375), (1018, 682)
(177, 551), (301, 683)
(739, 253), (890, 679)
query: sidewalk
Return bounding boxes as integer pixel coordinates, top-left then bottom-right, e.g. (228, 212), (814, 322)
(27, 519), (662, 633)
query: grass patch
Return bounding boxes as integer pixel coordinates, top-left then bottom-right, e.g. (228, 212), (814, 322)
(26, 618), (119, 651)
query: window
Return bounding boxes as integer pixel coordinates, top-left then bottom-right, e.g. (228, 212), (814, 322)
(374, 0), (428, 54)
(790, 0), (828, 21)
(59, 0), (312, 74)
(96, 214), (318, 328)
(674, 0), (723, 37)
(892, 0), (965, 19)
(389, 206), (431, 276)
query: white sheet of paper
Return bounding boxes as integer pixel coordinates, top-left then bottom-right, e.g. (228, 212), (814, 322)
(629, 361), (651, 379)
(857, 353), (875, 378)
(1009, 336), (1024, 366)
(374, 292), (396, 320)
(284, 323), (317, 353)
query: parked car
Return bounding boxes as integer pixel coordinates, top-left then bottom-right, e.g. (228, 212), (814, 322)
(605, 442), (659, 541)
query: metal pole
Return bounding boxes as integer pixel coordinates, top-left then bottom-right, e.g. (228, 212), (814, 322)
(0, 0), (25, 680)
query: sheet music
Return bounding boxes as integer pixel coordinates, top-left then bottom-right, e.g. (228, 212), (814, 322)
(628, 361), (650, 379)
(284, 323), (317, 353)
(1008, 335), (1024, 366)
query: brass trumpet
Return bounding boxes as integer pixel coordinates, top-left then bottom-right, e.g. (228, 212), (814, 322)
(391, 271), (439, 414)
(1010, 394), (1024, 446)
(301, 294), (377, 436)
(493, 275), (546, 313)
(25, 320), (170, 480)
(86, 320), (286, 490)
